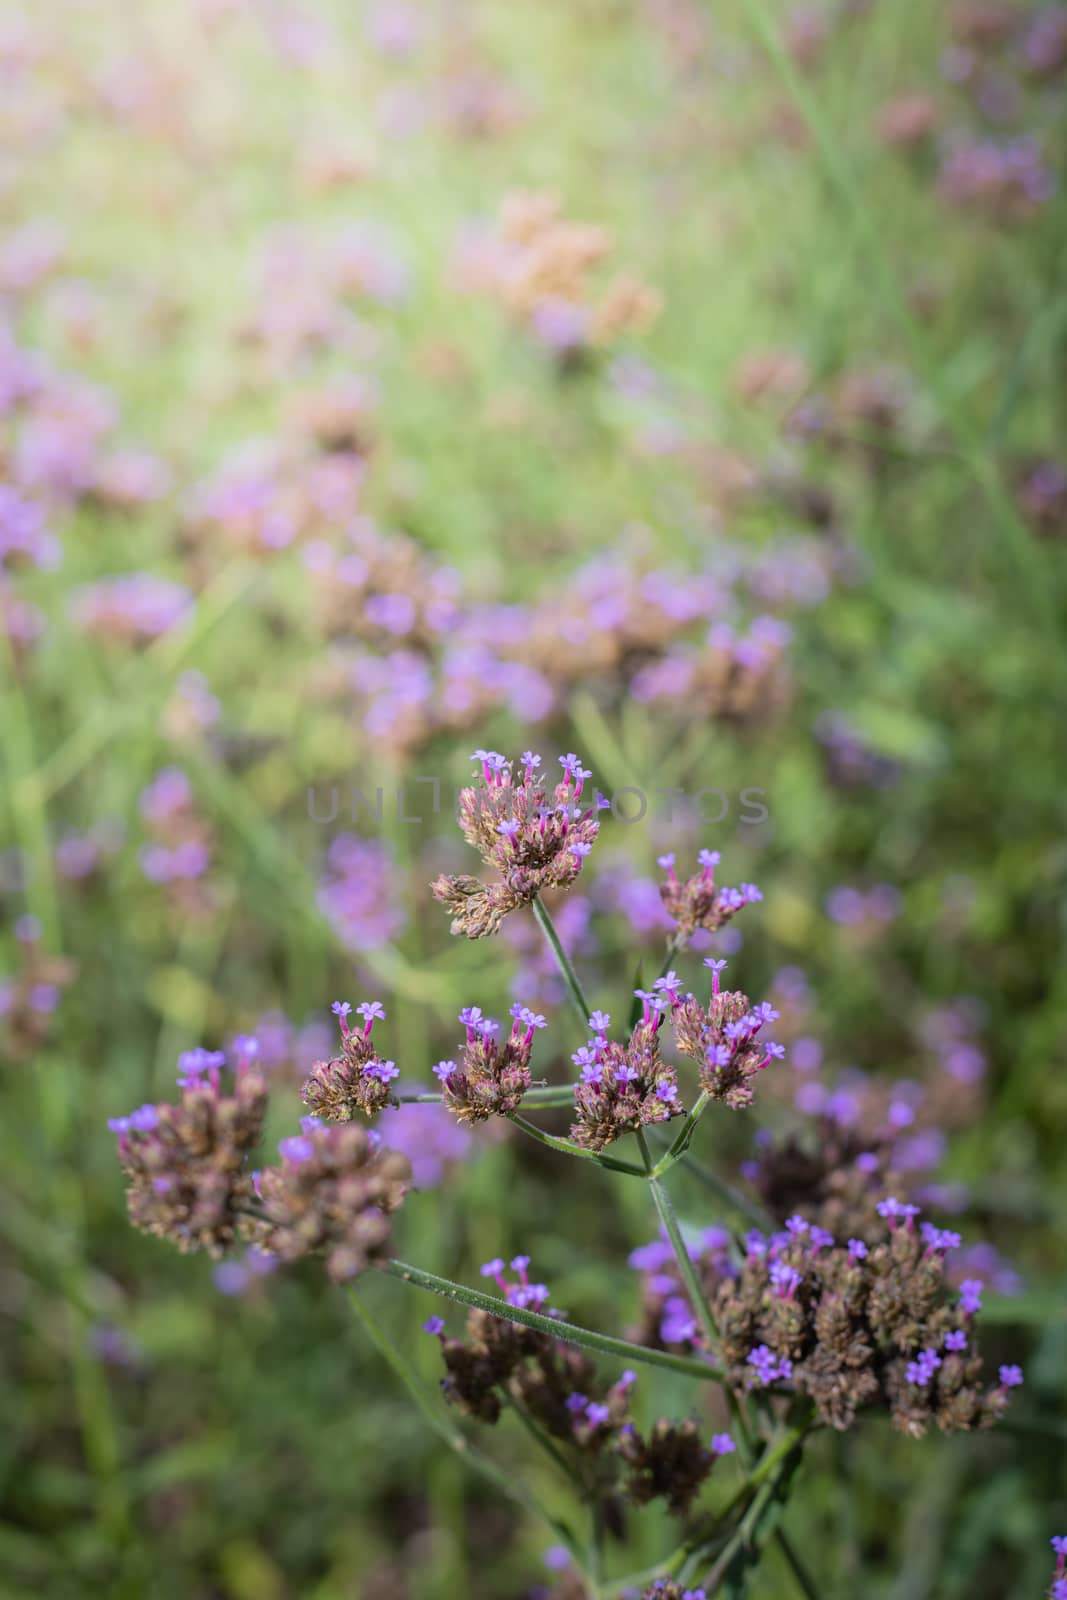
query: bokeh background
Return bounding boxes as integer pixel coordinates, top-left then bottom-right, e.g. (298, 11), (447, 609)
(1, 0), (1066, 1595)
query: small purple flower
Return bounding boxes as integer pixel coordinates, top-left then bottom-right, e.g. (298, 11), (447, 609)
(565, 1392), (589, 1413)
(959, 1278), (984, 1315)
(423, 1316), (445, 1336)
(710, 1432), (736, 1456)
(998, 1364), (1023, 1389)
(588, 1010), (611, 1033)
(769, 1261), (802, 1299)
(944, 1330), (967, 1352)
(279, 1135), (314, 1164)
(905, 1348), (942, 1387)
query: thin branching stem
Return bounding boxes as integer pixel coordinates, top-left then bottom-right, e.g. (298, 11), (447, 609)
(508, 1114), (646, 1176)
(532, 894), (593, 1028)
(347, 1288), (584, 1560)
(380, 1259), (724, 1384)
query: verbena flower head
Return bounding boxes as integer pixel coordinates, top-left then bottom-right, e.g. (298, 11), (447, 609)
(110, 1046), (267, 1257)
(430, 1259), (727, 1518)
(570, 1004), (683, 1152)
(431, 751), (601, 938)
(672, 961), (784, 1111)
(658, 850), (762, 940)
(434, 1004), (546, 1124)
(300, 1000), (399, 1119)
(674, 1206), (1016, 1434)
(247, 1119), (409, 1282)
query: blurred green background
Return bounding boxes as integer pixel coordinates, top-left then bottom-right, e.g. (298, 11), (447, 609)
(1, 0), (1066, 1595)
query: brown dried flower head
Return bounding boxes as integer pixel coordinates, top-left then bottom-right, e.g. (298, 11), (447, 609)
(110, 1043), (266, 1258)
(249, 1118), (410, 1283)
(570, 1000), (684, 1152)
(434, 1004), (545, 1124)
(301, 1000), (399, 1119)
(657, 850), (764, 940)
(432, 751), (601, 939)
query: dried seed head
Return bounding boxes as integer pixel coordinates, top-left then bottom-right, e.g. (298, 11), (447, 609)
(248, 1118), (409, 1283)
(110, 1045), (266, 1258)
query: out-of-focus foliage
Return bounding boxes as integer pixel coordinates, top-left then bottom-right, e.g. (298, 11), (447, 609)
(1, 0), (1065, 1595)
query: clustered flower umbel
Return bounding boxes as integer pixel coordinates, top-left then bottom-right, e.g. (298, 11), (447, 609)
(425, 1259), (734, 1517)
(300, 999), (399, 1119)
(109, 1040), (267, 1257)
(657, 848), (763, 940)
(246, 1117), (410, 1283)
(432, 752), (602, 938)
(569, 947), (784, 1150)
(569, 996), (684, 1152)
(433, 1003), (547, 1124)
(632, 1202), (1020, 1436)
(111, 1037), (410, 1278)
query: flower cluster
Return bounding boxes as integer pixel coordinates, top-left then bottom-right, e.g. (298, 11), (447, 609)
(671, 957), (784, 1111)
(246, 1117), (410, 1283)
(648, 1202), (1018, 1435)
(300, 1000), (398, 1119)
(657, 851), (763, 940)
(569, 998), (684, 1152)
(453, 190), (662, 362)
(427, 1259), (732, 1518)
(619, 1417), (732, 1517)
(432, 752), (602, 938)
(109, 1041), (266, 1257)
(433, 1003), (546, 1124)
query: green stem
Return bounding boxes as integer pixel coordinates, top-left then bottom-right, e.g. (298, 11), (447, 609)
(641, 1142), (719, 1351)
(508, 1113), (646, 1177)
(639, 1132), (757, 1459)
(649, 1090), (709, 1179)
(504, 1396), (583, 1490)
(347, 1288), (583, 1556)
(532, 894), (593, 1028)
(380, 1259), (724, 1384)
(605, 1421), (814, 1597)
(394, 1084), (577, 1108)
